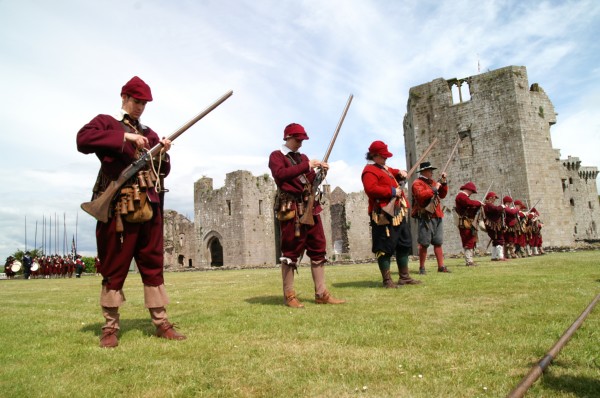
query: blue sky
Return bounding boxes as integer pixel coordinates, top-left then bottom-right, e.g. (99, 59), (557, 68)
(1, 0), (599, 258)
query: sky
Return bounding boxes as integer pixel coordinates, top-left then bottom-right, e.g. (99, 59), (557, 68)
(1, 0), (599, 259)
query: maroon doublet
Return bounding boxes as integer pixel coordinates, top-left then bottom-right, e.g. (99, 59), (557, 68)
(77, 114), (169, 290)
(268, 149), (326, 263)
(484, 202), (505, 245)
(455, 191), (481, 249)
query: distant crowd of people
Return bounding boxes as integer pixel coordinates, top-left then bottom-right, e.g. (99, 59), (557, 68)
(3, 252), (100, 279)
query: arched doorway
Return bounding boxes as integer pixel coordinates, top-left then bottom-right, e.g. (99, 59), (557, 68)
(208, 236), (224, 267)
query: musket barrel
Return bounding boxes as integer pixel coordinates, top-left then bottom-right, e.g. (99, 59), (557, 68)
(322, 94), (353, 164)
(299, 94), (353, 226)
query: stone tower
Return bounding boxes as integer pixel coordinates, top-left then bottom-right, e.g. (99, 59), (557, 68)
(194, 171), (278, 267)
(403, 65), (597, 254)
(561, 156), (600, 240)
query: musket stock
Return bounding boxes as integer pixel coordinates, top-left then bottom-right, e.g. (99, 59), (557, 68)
(81, 90), (233, 222)
(299, 94), (353, 226)
(381, 138), (438, 217)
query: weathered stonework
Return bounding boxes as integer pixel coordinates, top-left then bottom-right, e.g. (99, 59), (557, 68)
(403, 65), (599, 253)
(193, 171), (279, 268)
(561, 156), (600, 240)
(163, 65), (599, 268)
(163, 210), (195, 269)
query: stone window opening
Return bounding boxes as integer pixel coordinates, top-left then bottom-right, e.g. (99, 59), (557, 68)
(570, 198), (575, 207)
(177, 254), (184, 266)
(561, 179), (567, 192)
(450, 79), (471, 104)
(227, 200), (231, 216)
(259, 200), (263, 215)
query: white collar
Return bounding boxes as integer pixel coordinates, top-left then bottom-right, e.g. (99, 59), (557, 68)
(114, 109), (147, 129)
(280, 144), (294, 155)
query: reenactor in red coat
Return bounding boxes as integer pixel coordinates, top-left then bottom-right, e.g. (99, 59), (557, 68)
(483, 192), (507, 261)
(268, 123), (345, 308)
(77, 76), (185, 347)
(411, 161), (450, 273)
(361, 141), (421, 288)
(514, 200), (529, 257)
(502, 196), (519, 259)
(454, 182), (482, 266)
(528, 207), (545, 255)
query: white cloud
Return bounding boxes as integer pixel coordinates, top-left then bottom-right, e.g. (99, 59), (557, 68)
(1, 0), (599, 258)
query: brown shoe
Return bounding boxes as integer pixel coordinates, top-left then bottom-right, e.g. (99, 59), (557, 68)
(315, 290), (346, 304)
(99, 327), (118, 348)
(156, 321), (187, 340)
(284, 291), (305, 308)
(398, 275), (422, 285)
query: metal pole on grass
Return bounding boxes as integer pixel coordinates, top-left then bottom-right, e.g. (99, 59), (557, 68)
(506, 292), (600, 398)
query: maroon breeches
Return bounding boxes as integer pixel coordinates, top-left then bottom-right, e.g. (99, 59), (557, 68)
(279, 214), (326, 264)
(96, 205), (164, 290)
(459, 227), (477, 249)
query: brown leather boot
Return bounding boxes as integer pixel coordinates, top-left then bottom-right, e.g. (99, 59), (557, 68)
(398, 265), (422, 285)
(156, 321), (187, 340)
(398, 274), (422, 285)
(380, 269), (398, 288)
(315, 290), (346, 304)
(99, 327), (119, 348)
(284, 290), (304, 308)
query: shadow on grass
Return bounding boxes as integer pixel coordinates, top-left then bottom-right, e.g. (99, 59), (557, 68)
(542, 373), (600, 397)
(245, 295), (283, 306)
(332, 280), (380, 289)
(80, 318), (155, 337)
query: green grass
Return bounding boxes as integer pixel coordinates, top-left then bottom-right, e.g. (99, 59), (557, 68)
(1, 252), (599, 397)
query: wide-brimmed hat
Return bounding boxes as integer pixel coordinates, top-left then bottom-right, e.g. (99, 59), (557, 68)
(460, 181), (477, 193)
(283, 123), (309, 141)
(485, 192), (498, 200)
(417, 161), (436, 173)
(121, 76), (153, 101)
(368, 140), (393, 158)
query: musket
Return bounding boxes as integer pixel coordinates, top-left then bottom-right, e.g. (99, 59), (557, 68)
(507, 293), (600, 398)
(381, 137), (438, 216)
(299, 94), (353, 226)
(423, 135), (461, 214)
(81, 90), (234, 223)
(440, 136), (461, 177)
(475, 180), (494, 223)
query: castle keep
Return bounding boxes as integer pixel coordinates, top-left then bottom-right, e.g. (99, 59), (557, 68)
(403, 65), (599, 254)
(163, 65), (599, 268)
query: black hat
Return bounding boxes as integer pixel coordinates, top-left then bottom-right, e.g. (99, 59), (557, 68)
(417, 161), (437, 173)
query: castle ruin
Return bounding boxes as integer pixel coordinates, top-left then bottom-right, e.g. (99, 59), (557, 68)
(163, 65), (599, 268)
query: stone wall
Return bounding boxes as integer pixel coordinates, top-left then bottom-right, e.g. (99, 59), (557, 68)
(402, 65), (593, 254)
(163, 65), (600, 268)
(163, 210), (196, 269)
(561, 156), (600, 240)
(194, 171), (277, 268)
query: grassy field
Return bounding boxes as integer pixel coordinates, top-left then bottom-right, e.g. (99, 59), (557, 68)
(0, 251), (599, 398)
